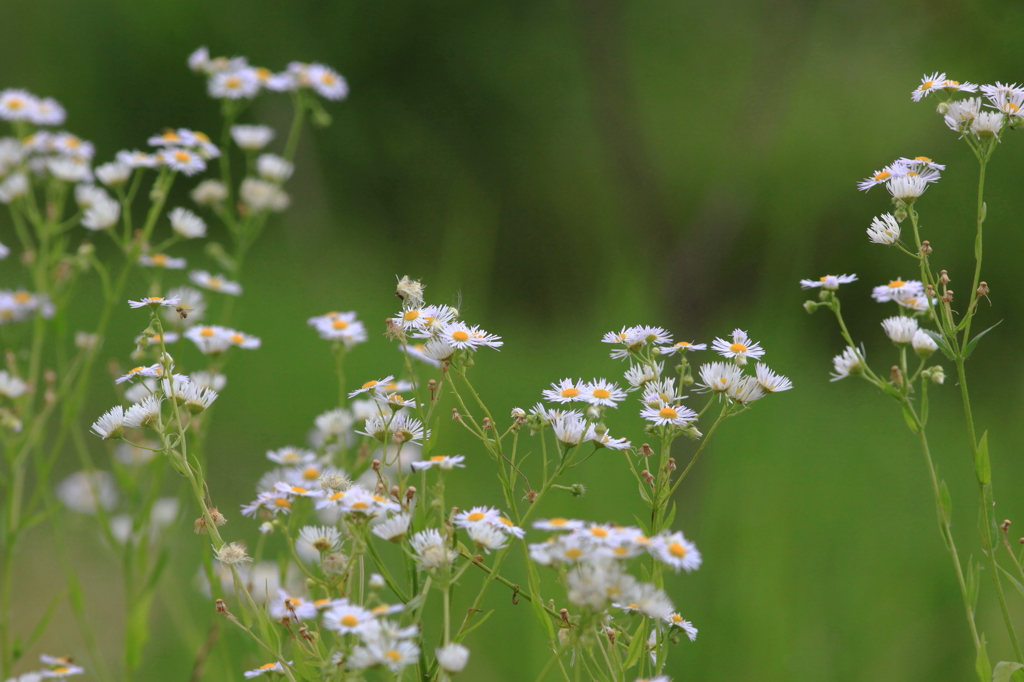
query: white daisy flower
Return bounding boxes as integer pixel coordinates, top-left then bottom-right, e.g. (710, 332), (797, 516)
(349, 639), (420, 673)
(189, 270), (242, 296)
(164, 286), (205, 324)
(640, 401), (697, 428)
(871, 278), (924, 303)
(95, 161), (132, 186)
(550, 412), (586, 445)
(830, 346), (866, 382)
(128, 296), (181, 309)
(0, 172), (29, 204)
(754, 364), (792, 393)
(436, 643), (470, 673)
(727, 376), (766, 405)
(664, 613), (699, 641)
(139, 253), (187, 269)
(696, 361), (744, 394)
(240, 177), (289, 211)
(349, 376), (395, 397)
(650, 531), (701, 572)
(208, 68), (260, 99)
(657, 340), (707, 356)
(267, 447), (317, 466)
(307, 63), (349, 100)
(438, 321), (500, 350)
(269, 591), (318, 621)
(372, 513), (412, 542)
(184, 325), (231, 354)
(182, 382), (218, 414)
(542, 378), (587, 405)
(190, 179), (228, 206)
(241, 490), (294, 517)
(257, 153), (293, 182)
(623, 363), (662, 389)
(313, 316), (367, 346)
(912, 329), (939, 357)
(396, 303), (457, 334)
(115, 364), (163, 384)
(899, 156), (946, 171)
(886, 174), (928, 202)
(799, 274), (858, 290)
(57, 470), (117, 514)
(467, 523), (508, 553)
(124, 395), (162, 429)
(90, 405), (125, 440)
(324, 602), (376, 634)
(911, 72), (947, 101)
(711, 329), (765, 364)
(857, 165), (901, 192)
(30, 97), (66, 126)
(533, 518), (585, 532)
(47, 157), (92, 183)
(944, 97), (982, 132)
(190, 371), (226, 392)
(420, 337), (456, 362)
(116, 149), (159, 169)
(224, 329), (260, 349)
(585, 426), (631, 450)
(169, 207), (207, 239)
(881, 316), (919, 343)
(410, 529), (456, 569)
(160, 148), (206, 176)
(81, 195), (121, 231)
(188, 47), (211, 72)
(51, 133), (94, 158)
(298, 525), (342, 553)
(452, 506), (501, 528)
(639, 378), (683, 407)
(243, 662), (287, 678)
(0, 89), (37, 121)
(0, 370), (26, 399)
(410, 454), (466, 471)
(867, 214), (900, 245)
(580, 379), (626, 407)
(0, 242), (8, 259)
(972, 111), (1005, 137)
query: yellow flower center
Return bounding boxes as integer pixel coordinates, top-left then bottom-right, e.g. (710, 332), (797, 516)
(65, 137), (80, 148)
(290, 486), (307, 494)
(564, 548), (582, 559)
(430, 455), (446, 462)
(560, 388), (579, 398)
(590, 528), (609, 538)
(499, 517), (513, 527)
(451, 330), (470, 342)
(130, 366), (145, 374)
(729, 342), (747, 353)
(209, 278), (223, 289)
(225, 76), (241, 88)
(676, 341), (690, 347)
(1007, 103), (1020, 113)
(151, 253), (168, 266)
(592, 388), (611, 399)
(321, 72), (337, 85)
(351, 501), (368, 510)
(162, 132), (179, 142)
(613, 547), (628, 555)
(230, 333), (244, 343)
(874, 171), (891, 182)
(467, 512), (485, 522)
(146, 297), (162, 302)
(259, 663), (277, 671)
(945, 80), (959, 86)
(362, 380), (378, 389)
(341, 615), (359, 627)
(549, 518), (567, 526)
(659, 407), (678, 419)
(256, 67), (271, 81)
(371, 605), (388, 614)
(668, 542), (687, 558)
(332, 319), (348, 330)
(7, 98), (23, 110)
(634, 535), (649, 544)
(194, 131), (211, 143)
(329, 492), (345, 501)
(314, 599), (330, 608)
(403, 310), (419, 321)
(174, 151), (191, 162)
(274, 498), (291, 508)
(303, 467), (319, 480)
(671, 614), (683, 622)
(384, 650), (402, 663)
(914, 156), (932, 162)
(888, 280), (906, 288)
(920, 80), (934, 90)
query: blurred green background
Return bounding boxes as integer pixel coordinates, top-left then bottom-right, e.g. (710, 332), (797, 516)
(4, 0), (1024, 680)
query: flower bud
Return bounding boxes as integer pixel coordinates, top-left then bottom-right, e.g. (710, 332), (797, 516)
(912, 330), (938, 358)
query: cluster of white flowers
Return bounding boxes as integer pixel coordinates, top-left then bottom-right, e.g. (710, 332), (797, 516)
(4, 654), (86, 680)
(188, 47), (349, 102)
(0, 289), (54, 324)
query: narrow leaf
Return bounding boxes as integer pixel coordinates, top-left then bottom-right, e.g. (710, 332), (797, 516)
(976, 431), (991, 485)
(902, 404), (920, 434)
(21, 589), (67, 656)
(922, 329), (955, 360)
(624, 619), (649, 669)
(938, 480), (952, 524)
(977, 635), (992, 682)
(964, 320), (1003, 360)
(994, 661), (1024, 682)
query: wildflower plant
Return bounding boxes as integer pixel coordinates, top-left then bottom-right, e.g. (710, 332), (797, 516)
(0, 46), (794, 682)
(806, 73), (1024, 680)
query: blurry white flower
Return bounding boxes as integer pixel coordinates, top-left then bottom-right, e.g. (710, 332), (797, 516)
(95, 161), (132, 186)
(190, 179), (228, 207)
(230, 124), (275, 150)
(912, 329), (939, 357)
(436, 643), (470, 673)
(208, 68), (260, 99)
(0, 172), (29, 203)
(307, 63), (349, 100)
(139, 253), (187, 269)
(257, 153), (293, 182)
(169, 207), (207, 238)
(799, 274), (858, 290)
(240, 177), (289, 212)
(0, 89), (37, 121)
(161, 148), (206, 176)
(881, 316), (919, 343)
(81, 195), (120, 230)
(215, 541), (252, 565)
(372, 513), (411, 542)
(0, 370), (28, 399)
(410, 529), (456, 569)
(90, 405), (124, 439)
(57, 470), (118, 514)
(189, 270), (241, 295)
(830, 346), (865, 382)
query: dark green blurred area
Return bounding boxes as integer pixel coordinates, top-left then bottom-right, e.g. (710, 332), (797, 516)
(4, 0), (1024, 680)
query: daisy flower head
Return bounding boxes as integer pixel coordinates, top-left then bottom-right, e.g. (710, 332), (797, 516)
(225, 329), (261, 349)
(139, 253), (187, 269)
(240, 178), (290, 212)
(95, 160), (132, 187)
(116, 149), (160, 169)
(633, 325), (673, 346)
(711, 329), (765, 365)
(657, 340), (707, 356)
(90, 405), (125, 440)
(601, 326), (645, 359)
(0, 89), (38, 121)
(452, 505), (500, 529)
(243, 662), (287, 678)
(163, 286), (205, 325)
(881, 315), (919, 344)
(944, 97), (982, 133)
(436, 643), (470, 674)
(650, 531), (701, 572)
(696, 361), (743, 394)
(230, 124), (275, 151)
(911, 72), (947, 101)
(189, 270), (242, 296)
(81, 195), (121, 230)
(372, 512), (412, 542)
(160, 147), (206, 176)
(831, 346), (866, 382)
(585, 425), (631, 450)
(181, 382), (218, 415)
(184, 325), (232, 355)
(47, 157), (92, 183)
(533, 517), (585, 531)
(128, 295), (180, 309)
(267, 446), (316, 466)
(269, 591), (317, 622)
(550, 411), (586, 446)
(913, 329), (939, 357)
(393, 303), (455, 333)
(257, 153), (293, 183)
(115, 363), (163, 384)
(857, 164), (901, 192)
(147, 128), (190, 147)
(0, 172), (29, 204)
(640, 378), (684, 407)
(124, 395), (162, 430)
(51, 132), (94, 159)
(895, 290), (934, 311)
(190, 179), (228, 206)
(298, 525), (343, 553)
(867, 214), (901, 245)
(799, 274), (858, 290)
(641, 401), (697, 428)
(664, 613), (699, 641)
(349, 375), (395, 398)
(410, 454), (466, 471)
(39, 656), (85, 678)
(623, 362), (662, 389)
(208, 68), (260, 99)
(871, 278), (924, 303)
(972, 111), (1005, 138)
(438, 321), (503, 350)
(986, 87), (1024, 117)
(307, 63), (349, 100)
(169, 207), (207, 239)
(241, 490), (294, 517)
(886, 173), (929, 202)
(323, 602), (375, 634)
(755, 364), (792, 393)
(410, 529), (456, 570)
(580, 379), (626, 407)
(313, 315), (367, 346)
(727, 375), (766, 405)
(467, 523), (509, 553)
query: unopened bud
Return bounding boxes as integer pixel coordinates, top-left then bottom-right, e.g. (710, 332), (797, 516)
(978, 281), (990, 297)
(667, 457), (676, 472)
(1001, 520), (1012, 532)
(369, 573), (386, 589)
(405, 486), (416, 502)
(482, 417), (492, 430)
(939, 270), (950, 285)
(559, 608), (571, 624)
(929, 366), (945, 385)
(570, 483), (587, 497)
(452, 408), (461, 421)
(511, 407), (526, 420)
(803, 300), (820, 315)
(371, 458), (381, 471)
(920, 240), (932, 255)
(894, 205), (908, 222)
(936, 101), (950, 115)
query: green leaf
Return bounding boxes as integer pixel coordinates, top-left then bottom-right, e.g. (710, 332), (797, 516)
(965, 320), (1003, 360)
(664, 502), (677, 531)
(18, 589), (66, 658)
(976, 431), (991, 485)
(939, 480), (952, 524)
(124, 592), (156, 672)
(902, 404), (920, 434)
(624, 619), (649, 669)
(977, 635), (992, 682)
(459, 608), (494, 638)
(524, 555), (556, 641)
(994, 661), (1024, 682)
(922, 329), (955, 360)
